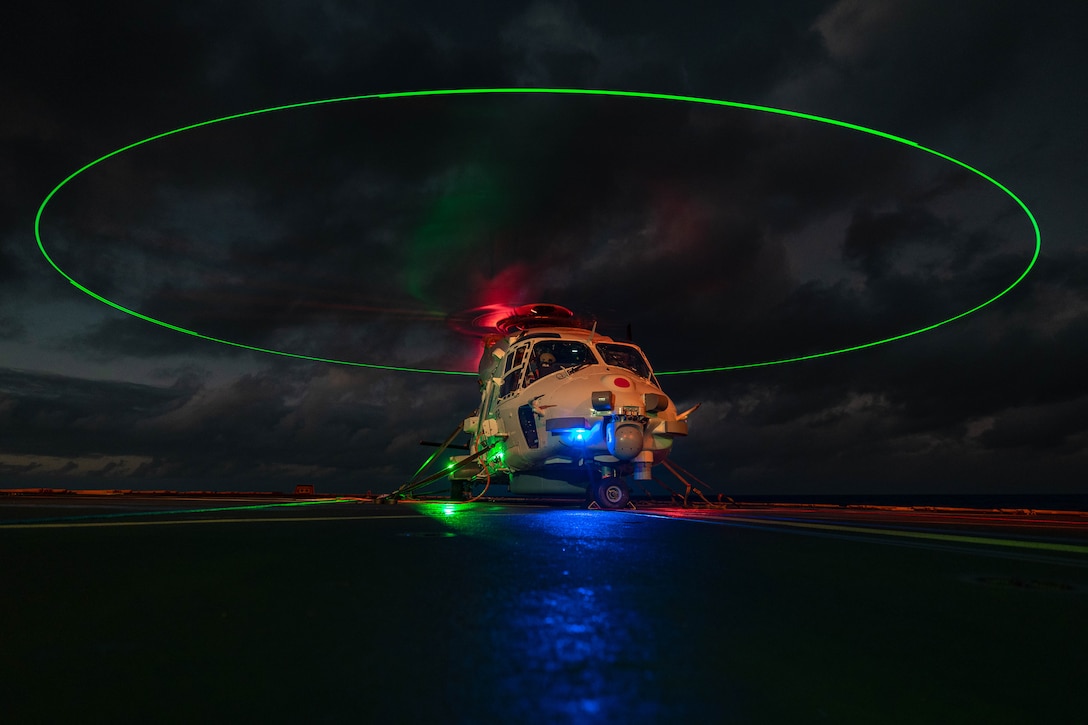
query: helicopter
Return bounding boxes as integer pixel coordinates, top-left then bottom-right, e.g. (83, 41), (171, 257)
(430, 303), (696, 509)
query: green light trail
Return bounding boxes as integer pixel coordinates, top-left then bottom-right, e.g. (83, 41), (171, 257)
(35, 88), (1040, 376)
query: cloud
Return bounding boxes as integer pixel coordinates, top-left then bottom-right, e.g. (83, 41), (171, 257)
(979, 395), (1088, 452)
(0, 315), (25, 341)
(0, 361), (478, 491)
(3, 1), (1085, 497)
(502, 2), (604, 86)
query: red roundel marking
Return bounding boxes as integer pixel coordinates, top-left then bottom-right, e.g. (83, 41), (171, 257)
(614, 377), (631, 388)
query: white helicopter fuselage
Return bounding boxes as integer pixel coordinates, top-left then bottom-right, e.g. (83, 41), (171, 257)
(456, 323), (689, 507)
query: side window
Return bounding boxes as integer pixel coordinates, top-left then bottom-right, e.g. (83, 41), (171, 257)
(503, 345), (526, 375)
(500, 344), (529, 397)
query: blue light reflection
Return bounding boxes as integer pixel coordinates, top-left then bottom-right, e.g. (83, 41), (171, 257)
(492, 511), (660, 721)
(416, 505), (687, 721)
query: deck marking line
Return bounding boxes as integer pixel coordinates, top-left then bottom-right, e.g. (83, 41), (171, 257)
(0, 497), (362, 526)
(0, 514), (428, 530)
(636, 512), (1088, 555)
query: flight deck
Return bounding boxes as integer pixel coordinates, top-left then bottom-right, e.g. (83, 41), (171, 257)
(2, 494), (1085, 723)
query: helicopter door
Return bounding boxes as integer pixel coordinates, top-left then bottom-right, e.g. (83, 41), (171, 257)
(477, 376), (500, 431)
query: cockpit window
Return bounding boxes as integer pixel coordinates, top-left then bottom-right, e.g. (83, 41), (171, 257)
(507, 345), (528, 373)
(499, 343), (529, 397)
(522, 341), (597, 386)
(596, 342), (652, 379)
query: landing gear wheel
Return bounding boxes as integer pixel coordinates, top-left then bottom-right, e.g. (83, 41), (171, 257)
(593, 478), (630, 509)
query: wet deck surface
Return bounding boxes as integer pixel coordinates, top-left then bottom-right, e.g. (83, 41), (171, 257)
(3, 495), (1086, 723)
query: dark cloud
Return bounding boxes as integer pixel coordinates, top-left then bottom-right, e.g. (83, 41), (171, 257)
(2, 1), (1085, 496)
(0, 364), (477, 490)
(0, 316), (25, 340)
(979, 395), (1088, 453)
(0, 368), (189, 457)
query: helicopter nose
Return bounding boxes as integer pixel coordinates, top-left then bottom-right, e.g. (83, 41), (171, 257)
(607, 420), (644, 460)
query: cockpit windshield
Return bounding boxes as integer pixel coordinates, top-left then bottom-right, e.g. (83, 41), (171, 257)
(596, 342), (653, 379)
(523, 341), (597, 386)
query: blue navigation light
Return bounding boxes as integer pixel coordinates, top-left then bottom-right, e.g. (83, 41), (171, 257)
(561, 425), (598, 447)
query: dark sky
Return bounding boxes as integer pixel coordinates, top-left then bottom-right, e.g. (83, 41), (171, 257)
(2, 1), (1085, 495)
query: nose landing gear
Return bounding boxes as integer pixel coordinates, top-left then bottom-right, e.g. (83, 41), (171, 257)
(589, 474), (632, 509)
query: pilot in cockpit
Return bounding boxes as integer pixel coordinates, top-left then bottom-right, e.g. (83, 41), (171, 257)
(524, 350), (559, 386)
(537, 352), (559, 377)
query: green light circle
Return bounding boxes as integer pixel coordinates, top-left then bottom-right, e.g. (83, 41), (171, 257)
(35, 88), (1040, 376)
